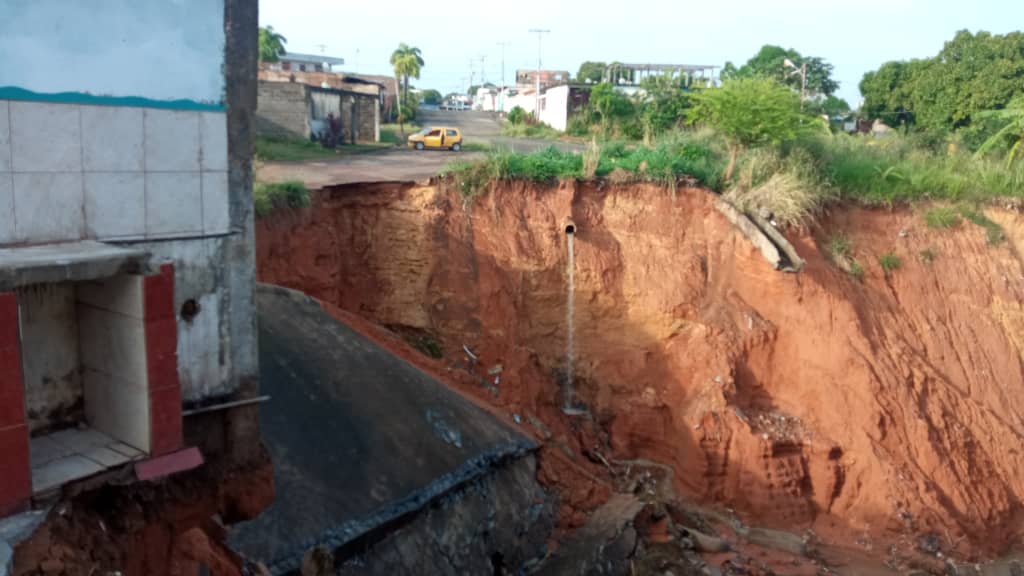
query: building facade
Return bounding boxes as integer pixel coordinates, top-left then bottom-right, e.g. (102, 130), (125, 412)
(0, 0), (259, 517)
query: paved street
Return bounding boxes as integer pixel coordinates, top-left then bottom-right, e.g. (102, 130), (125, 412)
(257, 109), (581, 187)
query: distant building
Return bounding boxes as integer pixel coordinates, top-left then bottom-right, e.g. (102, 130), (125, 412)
(268, 52), (346, 74)
(515, 70), (570, 91)
(258, 67), (383, 142)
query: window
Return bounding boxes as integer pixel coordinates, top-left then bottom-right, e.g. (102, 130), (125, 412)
(315, 64), (323, 72)
(446, 129), (457, 137)
(299, 64), (307, 72)
(427, 129), (442, 137)
(282, 62), (291, 71)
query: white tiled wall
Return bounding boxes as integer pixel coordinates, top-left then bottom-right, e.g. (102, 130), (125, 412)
(0, 100), (230, 246)
(77, 275), (151, 453)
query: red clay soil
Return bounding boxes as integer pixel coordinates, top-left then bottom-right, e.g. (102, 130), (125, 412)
(12, 458), (274, 576)
(256, 179), (1024, 563)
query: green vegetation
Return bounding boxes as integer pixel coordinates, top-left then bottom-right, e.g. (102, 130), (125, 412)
(380, 122), (421, 146)
(255, 135), (388, 162)
(924, 206), (960, 229)
(848, 261), (864, 281)
(507, 106), (527, 125)
(258, 26), (287, 63)
(254, 181), (309, 217)
(722, 45), (839, 98)
(960, 208), (1006, 245)
(878, 252), (902, 275)
(419, 89), (442, 106)
(689, 78), (809, 180)
(860, 30), (1024, 155)
(501, 121), (563, 140)
(827, 234), (852, 261)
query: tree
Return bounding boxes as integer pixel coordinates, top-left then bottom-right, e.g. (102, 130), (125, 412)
(638, 74), (692, 139)
(420, 89), (442, 105)
(390, 43), (425, 133)
(727, 45), (839, 97)
(860, 30), (1024, 146)
(577, 61), (606, 83)
(258, 26), (287, 63)
(689, 78), (804, 180)
(806, 95), (852, 118)
(589, 83), (635, 137)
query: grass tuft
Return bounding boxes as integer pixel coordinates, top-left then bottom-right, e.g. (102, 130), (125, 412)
(878, 252), (902, 275)
(924, 206), (960, 229)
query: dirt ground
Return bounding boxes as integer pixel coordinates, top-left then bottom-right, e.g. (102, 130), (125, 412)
(256, 109), (581, 187)
(255, 179), (1024, 573)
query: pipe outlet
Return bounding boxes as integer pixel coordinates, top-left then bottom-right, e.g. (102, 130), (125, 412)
(562, 217), (577, 235)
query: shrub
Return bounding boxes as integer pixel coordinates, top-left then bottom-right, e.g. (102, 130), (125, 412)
(254, 181), (309, 217)
(507, 106), (527, 125)
(878, 252), (902, 275)
(725, 148), (834, 228)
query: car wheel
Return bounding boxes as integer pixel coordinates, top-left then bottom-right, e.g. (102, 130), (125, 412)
(415, 142), (424, 150)
(452, 143), (461, 151)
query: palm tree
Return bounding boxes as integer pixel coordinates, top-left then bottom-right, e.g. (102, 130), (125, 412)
(390, 43), (425, 133)
(975, 98), (1024, 168)
(259, 26), (287, 63)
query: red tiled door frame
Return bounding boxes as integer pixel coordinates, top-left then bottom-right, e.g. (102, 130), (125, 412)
(0, 292), (30, 517)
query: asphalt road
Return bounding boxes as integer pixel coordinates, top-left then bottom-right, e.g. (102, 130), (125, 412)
(257, 110), (582, 187)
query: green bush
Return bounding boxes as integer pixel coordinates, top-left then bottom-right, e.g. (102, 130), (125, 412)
(507, 106), (527, 125)
(254, 181), (309, 217)
(878, 252), (902, 275)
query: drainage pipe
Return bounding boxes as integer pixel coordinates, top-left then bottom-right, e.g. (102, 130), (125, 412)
(562, 217), (577, 235)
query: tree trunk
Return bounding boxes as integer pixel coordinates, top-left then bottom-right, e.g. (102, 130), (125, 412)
(724, 145), (740, 183)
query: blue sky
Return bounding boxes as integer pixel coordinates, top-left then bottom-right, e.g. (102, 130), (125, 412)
(260, 0), (1023, 106)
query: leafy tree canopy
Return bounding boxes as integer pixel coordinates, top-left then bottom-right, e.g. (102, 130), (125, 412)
(689, 77), (805, 179)
(723, 45), (839, 97)
(859, 30), (1024, 142)
(419, 89), (442, 105)
(577, 61), (606, 83)
(258, 26), (287, 63)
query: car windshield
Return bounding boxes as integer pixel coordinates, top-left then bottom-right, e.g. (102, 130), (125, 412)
(418, 128), (431, 135)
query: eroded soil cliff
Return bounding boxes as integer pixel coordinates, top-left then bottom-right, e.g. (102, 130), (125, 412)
(256, 179), (1024, 564)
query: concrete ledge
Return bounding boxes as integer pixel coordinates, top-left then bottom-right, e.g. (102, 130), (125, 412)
(0, 241), (152, 290)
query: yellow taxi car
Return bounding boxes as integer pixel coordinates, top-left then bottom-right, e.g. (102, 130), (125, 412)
(407, 126), (463, 151)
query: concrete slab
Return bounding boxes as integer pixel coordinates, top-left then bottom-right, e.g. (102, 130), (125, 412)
(80, 445), (132, 468)
(0, 241), (151, 291)
(229, 284), (536, 573)
(32, 454), (104, 494)
(28, 436), (73, 469)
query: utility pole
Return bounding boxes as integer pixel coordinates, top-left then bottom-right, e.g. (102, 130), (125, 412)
(529, 29), (550, 119)
(497, 41), (510, 112)
(784, 58), (808, 112)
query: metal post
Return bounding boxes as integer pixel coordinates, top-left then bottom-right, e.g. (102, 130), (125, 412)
(529, 29), (550, 119)
(800, 63), (807, 112)
(497, 42), (510, 112)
